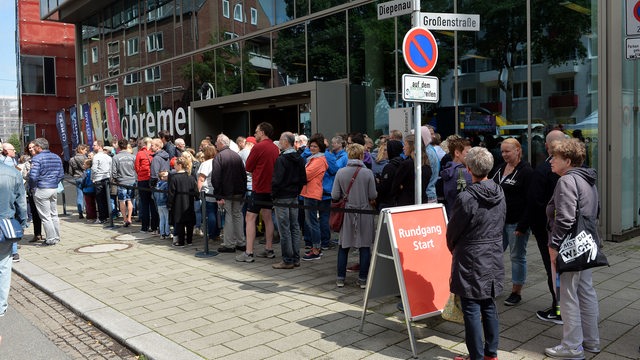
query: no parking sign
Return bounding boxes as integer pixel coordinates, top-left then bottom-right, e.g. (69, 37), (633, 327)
(402, 27), (438, 75)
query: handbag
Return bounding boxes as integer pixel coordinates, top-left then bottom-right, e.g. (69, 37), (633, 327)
(329, 167), (361, 232)
(0, 218), (24, 242)
(441, 293), (464, 324)
(556, 176), (609, 273)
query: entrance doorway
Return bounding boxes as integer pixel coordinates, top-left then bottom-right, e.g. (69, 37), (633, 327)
(249, 105), (300, 138)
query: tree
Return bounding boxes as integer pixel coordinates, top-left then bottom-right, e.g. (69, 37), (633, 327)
(6, 133), (21, 154)
(460, 0), (592, 122)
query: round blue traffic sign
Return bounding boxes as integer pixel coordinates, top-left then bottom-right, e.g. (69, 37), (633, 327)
(635, 1), (640, 22)
(403, 28), (438, 75)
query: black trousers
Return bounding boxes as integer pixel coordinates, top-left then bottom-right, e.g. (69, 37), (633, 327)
(531, 222), (557, 309)
(94, 179), (110, 221)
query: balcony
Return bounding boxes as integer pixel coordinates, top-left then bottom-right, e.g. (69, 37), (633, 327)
(548, 92), (578, 108)
(548, 63), (579, 76)
(480, 101), (502, 114)
(478, 70), (499, 85)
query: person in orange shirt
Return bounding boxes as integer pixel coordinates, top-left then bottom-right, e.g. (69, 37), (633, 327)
(300, 133), (328, 261)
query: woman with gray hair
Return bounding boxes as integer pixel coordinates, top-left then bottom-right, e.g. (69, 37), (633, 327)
(447, 147), (506, 360)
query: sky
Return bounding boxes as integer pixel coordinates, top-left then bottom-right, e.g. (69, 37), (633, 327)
(0, 1), (16, 98)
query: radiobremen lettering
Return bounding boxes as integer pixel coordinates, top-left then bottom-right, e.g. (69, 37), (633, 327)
(398, 225), (442, 238)
(379, 0), (412, 17)
(120, 106), (191, 139)
(559, 230), (598, 263)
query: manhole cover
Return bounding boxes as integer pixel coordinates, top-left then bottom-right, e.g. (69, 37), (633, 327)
(76, 243), (132, 253)
(114, 234), (139, 241)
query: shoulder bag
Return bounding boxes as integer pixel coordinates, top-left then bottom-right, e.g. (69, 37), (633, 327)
(556, 176), (609, 273)
(329, 167), (361, 232)
(441, 293), (464, 324)
(0, 218), (24, 242)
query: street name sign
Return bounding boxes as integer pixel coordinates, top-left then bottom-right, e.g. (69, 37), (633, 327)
(402, 74), (439, 103)
(420, 12), (480, 31)
(377, 0), (415, 20)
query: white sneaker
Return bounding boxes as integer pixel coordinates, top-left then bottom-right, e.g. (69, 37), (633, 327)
(545, 344), (584, 359)
(235, 252), (254, 263)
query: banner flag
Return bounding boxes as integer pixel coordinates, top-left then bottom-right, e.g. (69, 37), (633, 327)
(91, 101), (104, 141)
(55, 109), (71, 161)
(105, 96), (123, 143)
(82, 103), (95, 147)
(69, 105), (81, 151)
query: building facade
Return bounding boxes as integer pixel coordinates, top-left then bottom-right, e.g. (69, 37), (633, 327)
(18, 0), (76, 156)
(40, 0), (640, 240)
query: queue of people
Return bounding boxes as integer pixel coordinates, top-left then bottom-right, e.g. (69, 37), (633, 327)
(0, 124), (602, 360)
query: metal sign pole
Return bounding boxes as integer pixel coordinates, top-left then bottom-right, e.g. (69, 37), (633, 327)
(196, 190), (218, 258)
(412, 0), (422, 206)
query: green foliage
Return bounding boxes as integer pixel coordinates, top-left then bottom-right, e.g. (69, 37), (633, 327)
(6, 133), (21, 153)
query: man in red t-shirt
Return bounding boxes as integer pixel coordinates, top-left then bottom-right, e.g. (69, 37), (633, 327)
(236, 122), (279, 263)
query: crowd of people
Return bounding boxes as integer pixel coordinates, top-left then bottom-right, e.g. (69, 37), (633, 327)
(0, 122), (601, 359)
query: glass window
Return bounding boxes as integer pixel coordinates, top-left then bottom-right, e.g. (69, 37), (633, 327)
(146, 94), (161, 112)
(105, 84), (118, 96)
(124, 71), (141, 85)
(82, 49), (87, 65)
(125, 97), (142, 115)
(273, 24), (307, 84)
(92, 46), (98, 63)
(145, 66), (161, 82)
(20, 56), (56, 95)
(307, 13), (347, 82)
(234, 4), (243, 21)
(127, 37), (139, 56)
(108, 41), (119, 55)
(223, 0), (229, 18)
(108, 56), (120, 69)
(90, 74), (100, 91)
(147, 32), (164, 52)
(461, 89), (477, 104)
(251, 8), (257, 25)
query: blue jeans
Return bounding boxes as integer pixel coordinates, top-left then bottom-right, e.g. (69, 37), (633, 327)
(337, 246), (371, 281)
(74, 178), (84, 215)
(503, 223), (530, 285)
(461, 297), (499, 360)
(194, 199), (202, 229)
(157, 205), (170, 236)
(205, 201), (219, 239)
(318, 199), (331, 248)
(304, 198), (321, 249)
(274, 198), (300, 264)
(0, 241), (12, 314)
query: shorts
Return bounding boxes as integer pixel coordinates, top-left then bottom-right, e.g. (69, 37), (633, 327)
(246, 192), (272, 214)
(117, 186), (134, 201)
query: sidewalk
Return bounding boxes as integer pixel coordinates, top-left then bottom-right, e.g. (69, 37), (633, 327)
(11, 198), (640, 359)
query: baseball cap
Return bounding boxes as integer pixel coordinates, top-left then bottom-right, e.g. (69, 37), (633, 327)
(246, 136), (257, 144)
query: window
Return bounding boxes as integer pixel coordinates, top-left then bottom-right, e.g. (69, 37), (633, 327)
(251, 8), (257, 25)
(234, 4), (243, 21)
(513, 81), (542, 99)
(107, 41), (119, 55)
(125, 97), (142, 115)
(556, 78), (575, 93)
(108, 69), (120, 77)
(222, 0), (229, 18)
(224, 32), (239, 52)
(20, 56), (56, 95)
(145, 66), (161, 82)
(90, 74), (100, 91)
(124, 71), (141, 85)
(147, 4), (164, 21)
(461, 89), (476, 104)
(460, 58), (476, 74)
(146, 95), (161, 112)
(82, 49), (87, 65)
(105, 84), (118, 96)
(147, 32), (164, 52)
(487, 87), (500, 102)
(127, 37), (139, 56)
(92, 47), (98, 63)
(108, 56), (120, 69)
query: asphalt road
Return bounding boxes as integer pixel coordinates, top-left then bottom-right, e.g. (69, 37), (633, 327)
(0, 271), (138, 360)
